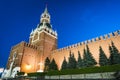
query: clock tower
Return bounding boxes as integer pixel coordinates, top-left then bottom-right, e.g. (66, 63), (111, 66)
(29, 6), (57, 71)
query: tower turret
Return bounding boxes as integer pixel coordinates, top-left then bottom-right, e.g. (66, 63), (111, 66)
(40, 5), (50, 23)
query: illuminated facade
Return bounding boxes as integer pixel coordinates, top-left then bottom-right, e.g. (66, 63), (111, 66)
(7, 6), (57, 73)
(6, 6), (120, 73)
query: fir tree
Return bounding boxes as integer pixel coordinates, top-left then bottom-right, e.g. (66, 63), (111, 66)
(61, 57), (68, 70)
(44, 57), (50, 71)
(67, 52), (72, 69)
(99, 46), (109, 66)
(77, 51), (83, 68)
(83, 49), (88, 67)
(109, 42), (120, 65)
(49, 58), (58, 70)
(109, 45), (114, 65)
(86, 45), (97, 66)
(68, 51), (77, 69)
(71, 53), (77, 68)
(83, 45), (97, 67)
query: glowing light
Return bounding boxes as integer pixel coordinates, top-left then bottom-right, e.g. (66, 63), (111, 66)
(26, 64), (31, 70)
(24, 73), (27, 76)
(38, 62), (43, 65)
(37, 69), (43, 72)
(37, 62), (44, 72)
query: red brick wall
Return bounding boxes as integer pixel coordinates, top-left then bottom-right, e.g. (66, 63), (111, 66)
(51, 35), (120, 70)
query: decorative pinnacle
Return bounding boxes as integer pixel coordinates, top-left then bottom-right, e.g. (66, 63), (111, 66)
(44, 4), (48, 13)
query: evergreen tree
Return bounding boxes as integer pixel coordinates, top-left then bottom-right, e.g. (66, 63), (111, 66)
(49, 58), (58, 70)
(68, 51), (77, 69)
(71, 53), (77, 68)
(109, 45), (114, 65)
(67, 52), (72, 69)
(83, 49), (88, 67)
(77, 51), (83, 68)
(86, 45), (97, 66)
(109, 42), (120, 65)
(61, 57), (68, 70)
(99, 46), (109, 66)
(44, 57), (50, 71)
(83, 45), (97, 67)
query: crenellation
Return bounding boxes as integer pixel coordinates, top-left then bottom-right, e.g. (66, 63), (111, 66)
(98, 37), (101, 40)
(108, 34), (110, 38)
(60, 48), (62, 51)
(75, 43), (78, 47)
(89, 40), (92, 43)
(72, 44), (74, 48)
(69, 45), (72, 48)
(24, 42), (37, 50)
(92, 38), (95, 42)
(112, 32), (115, 36)
(51, 30), (120, 56)
(85, 41), (87, 44)
(58, 49), (61, 51)
(77, 43), (80, 46)
(114, 31), (119, 36)
(83, 41), (86, 45)
(79, 42), (82, 45)
(59, 49), (62, 51)
(95, 37), (99, 41)
(87, 40), (90, 43)
(81, 42), (84, 45)
(58, 49), (60, 52)
(70, 45), (74, 48)
(109, 33), (113, 37)
(68, 46), (70, 49)
(72, 45), (74, 48)
(118, 30), (120, 34)
(65, 46), (68, 49)
(86, 40), (89, 43)
(65, 47), (67, 50)
(85, 40), (88, 44)
(100, 36), (103, 40)
(67, 46), (69, 49)
(70, 45), (72, 48)
(60, 49), (62, 51)
(104, 34), (109, 39)
(73, 44), (76, 47)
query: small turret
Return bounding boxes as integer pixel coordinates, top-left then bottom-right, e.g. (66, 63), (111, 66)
(40, 5), (50, 24)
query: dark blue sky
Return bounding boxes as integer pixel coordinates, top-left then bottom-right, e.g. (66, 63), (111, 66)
(0, 0), (120, 67)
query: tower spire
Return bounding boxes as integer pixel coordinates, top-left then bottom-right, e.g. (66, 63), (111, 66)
(44, 4), (48, 13)
(40, 4), (50, 23)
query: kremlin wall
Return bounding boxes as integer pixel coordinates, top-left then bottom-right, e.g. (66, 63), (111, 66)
(51, 31), (120, 69)
(4, 6), (120, 76)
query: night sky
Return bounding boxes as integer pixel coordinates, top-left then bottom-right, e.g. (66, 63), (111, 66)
(0, 0), (120, 68)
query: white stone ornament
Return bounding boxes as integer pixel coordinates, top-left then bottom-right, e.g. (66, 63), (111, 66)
(1, 52), (20, 78)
